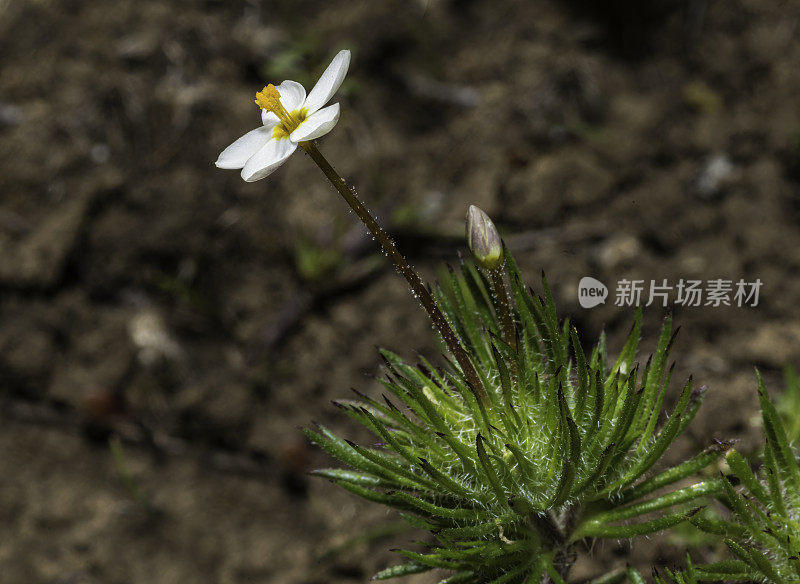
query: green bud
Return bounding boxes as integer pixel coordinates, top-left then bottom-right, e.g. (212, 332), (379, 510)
(466, 205), (503, 270)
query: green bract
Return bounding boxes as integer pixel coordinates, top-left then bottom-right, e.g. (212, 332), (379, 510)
(306, 248), (726, 583)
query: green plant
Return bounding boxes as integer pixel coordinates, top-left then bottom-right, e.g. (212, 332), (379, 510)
(215, 50), (748, 583)
(627, 557), (701, 584)
(306, 245), (728, 582)
(683, 373), (800, 583)
(628, 552), (749, 583)
(775, 365), (800, 444)
(643, 371), (800, 584)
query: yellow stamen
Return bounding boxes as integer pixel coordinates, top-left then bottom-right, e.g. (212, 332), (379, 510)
(255, 84), (302, 135)
(254, 84), (281, 110)
(271, 108), (308, 140)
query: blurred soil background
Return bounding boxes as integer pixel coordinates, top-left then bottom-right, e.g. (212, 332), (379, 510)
(1, 0), (800, 582)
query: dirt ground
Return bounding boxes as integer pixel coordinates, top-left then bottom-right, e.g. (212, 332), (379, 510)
(2, 0), (800, 582)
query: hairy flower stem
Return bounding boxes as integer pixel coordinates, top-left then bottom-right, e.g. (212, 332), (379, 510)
(489, 266), (518, 383)
(299, 141), (488, 404)
(490, 268), (516, 352)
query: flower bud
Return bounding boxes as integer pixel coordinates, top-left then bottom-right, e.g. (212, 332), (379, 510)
(466, 205), (503, 270)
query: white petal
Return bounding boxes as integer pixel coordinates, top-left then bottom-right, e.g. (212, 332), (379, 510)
(240, 137), (297, 182)
(290, 103), (340, 143)
(303, 50), (350, 114)
(215, 126), (271, 169)
(262, 109), (279, 126)
(275, 80), (306, 112)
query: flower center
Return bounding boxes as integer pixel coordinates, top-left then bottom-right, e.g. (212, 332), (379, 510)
(255, 84), (306, 139)
(271, 108), (308, 140)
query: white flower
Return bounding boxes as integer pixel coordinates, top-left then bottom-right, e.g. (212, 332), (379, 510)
(216, 49), (350, 182)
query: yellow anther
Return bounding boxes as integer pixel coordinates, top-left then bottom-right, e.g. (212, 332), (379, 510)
(254, 84), (301, 134)
(254, 84), (282, 111)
